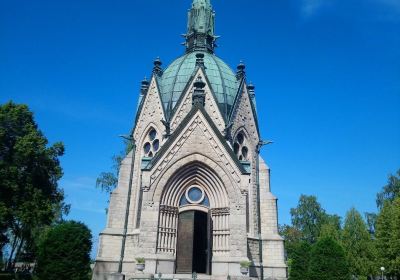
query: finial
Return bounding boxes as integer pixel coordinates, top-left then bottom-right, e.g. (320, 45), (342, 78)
(153, 57), (163, 76)
(236, 61), (246, 80)
(196, 53), (205, 67)
(192, 76), (206, 107)
(247, 82), (255, 97)
(185, 0), (217, 53)
(154, 57), (162, 67)
(247, 82), (255, 91)
(141, 77), (149, 95)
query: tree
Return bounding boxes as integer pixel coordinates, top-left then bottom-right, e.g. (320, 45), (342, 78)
(96, 139), (133, 196)
(376, 169), (400, 210)
(342, 208), (375, 279)
(0, 102), (69, 267)
(279, 224), (303, 259)
(375, 197), (400, 278)
(290, 195), (328, 243)
(365, 169), (400, 236)
(288, 241), (311, 280)
(318, 214), (342, 242)
(36, 221), (92, 280)
(309, 237), (350, 280)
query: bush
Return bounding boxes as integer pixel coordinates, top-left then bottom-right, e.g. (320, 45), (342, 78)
(36, 221), (92, 280)
(0, 273), (32, 280)
(239, 260), (251, 268)
(0, 274), (13, 280)
(289, 241), (311, 280)
(309, 237), (350, 280)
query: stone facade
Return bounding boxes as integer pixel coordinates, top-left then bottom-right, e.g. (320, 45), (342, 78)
(92, 0), (287, 279)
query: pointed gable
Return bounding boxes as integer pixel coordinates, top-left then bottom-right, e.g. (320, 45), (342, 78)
(133, 76), (166, 141)
(229, 80), (260, 143)
(170, 68), (226, 133)
(144, 106), (248, 187)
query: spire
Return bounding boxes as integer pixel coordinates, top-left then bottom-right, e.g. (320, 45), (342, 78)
(184, 0), (218, 53)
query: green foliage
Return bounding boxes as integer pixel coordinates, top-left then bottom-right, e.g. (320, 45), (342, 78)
(279, 224), (303, 258)
(342, 208), (376, 278)
(135, 257), (145, 264)
(288, 241), (311, 280)
(290, 195), (325, 243)
(284, 169), (400, 279)
(309, 237), (350, 280)
(96, 139), (133, 196)
(0, 274), (14, 280)
(36, 221), (92, 280)
(95, 172), (118, 194)
(375, 197), (400, 278)
(290, 195), (338, 244)
(318, 214), (342, 242)
(0, 273), (33, 280)
(319, 223), (340, 242)
(376, 169), (400, 209)
(239, 260), (251, 268)
(0, 101), (69, 265)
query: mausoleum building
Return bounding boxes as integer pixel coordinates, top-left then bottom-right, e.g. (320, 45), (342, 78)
(93, 0), (287, 279)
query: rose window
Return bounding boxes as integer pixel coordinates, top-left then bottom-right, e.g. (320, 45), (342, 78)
(143, 128), (160, 158)
(179, 185), (210, 207)
(233, 131), (249, 161)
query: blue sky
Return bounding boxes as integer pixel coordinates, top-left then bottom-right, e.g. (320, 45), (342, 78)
(1, 0), (399, 257)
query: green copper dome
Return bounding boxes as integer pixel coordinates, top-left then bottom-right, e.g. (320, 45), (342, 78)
(160, 51), (239, 119)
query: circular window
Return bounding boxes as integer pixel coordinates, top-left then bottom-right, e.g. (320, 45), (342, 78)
(185, 186), (205, 204)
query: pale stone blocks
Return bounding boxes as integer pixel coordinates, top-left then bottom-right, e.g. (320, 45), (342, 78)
(93, 75), (287, 279)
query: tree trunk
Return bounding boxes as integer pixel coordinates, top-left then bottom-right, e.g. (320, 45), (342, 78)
(14, 236), (25, 263)
(7, 236), (19, 270)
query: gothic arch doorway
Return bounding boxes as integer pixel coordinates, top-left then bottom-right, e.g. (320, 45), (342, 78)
(175, 210), (211, 274)
(155, 161), (232, 274)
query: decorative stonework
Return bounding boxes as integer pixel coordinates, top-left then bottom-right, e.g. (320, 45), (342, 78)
(230, 85), (259, 147)
(211, 207), (230, 256)
(157, 205), (179, 254)
(133, 77), (165, 145)
(170, 69), (226, 133)
(149, 111), (242, 191)
(229, 84), (261, 236)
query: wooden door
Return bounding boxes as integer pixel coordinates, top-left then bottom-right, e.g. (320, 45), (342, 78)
(175, 211), (195, 273)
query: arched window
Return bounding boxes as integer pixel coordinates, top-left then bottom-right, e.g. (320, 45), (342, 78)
(233, 131), (250, 161)
(143, 127), (160, 158)
(179, 185), (210, 207)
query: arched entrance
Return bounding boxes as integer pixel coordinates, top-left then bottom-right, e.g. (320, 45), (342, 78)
(155, 161), (232, 275)
(175, 210), (211, 274)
